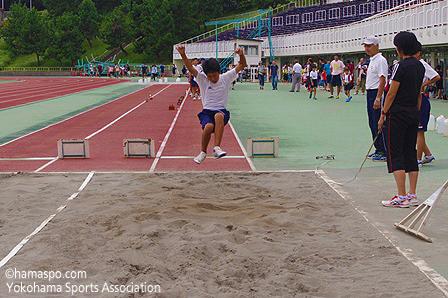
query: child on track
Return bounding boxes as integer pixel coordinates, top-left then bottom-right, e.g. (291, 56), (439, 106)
(177, 45), (247, 164)
(309, 65), (318, 100)
(342, 68), (354, 102)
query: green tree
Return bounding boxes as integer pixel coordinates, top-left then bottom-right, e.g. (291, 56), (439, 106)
(46, 13), (86, 66)
(100, 5), (133, 56)
(44, 0), (82, 16)
(1, 3), (49, 66)
(78, 0), (101, 47)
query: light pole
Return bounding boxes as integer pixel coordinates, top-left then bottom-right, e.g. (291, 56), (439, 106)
(30, 0), (32, 10)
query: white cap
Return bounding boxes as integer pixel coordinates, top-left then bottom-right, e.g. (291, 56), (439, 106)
(362, 36), (380, 45)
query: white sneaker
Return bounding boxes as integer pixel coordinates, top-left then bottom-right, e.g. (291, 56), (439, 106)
(212, 146), (226, 159)
(381, 195), (410, 208)
(193, 151), (206, 164)
(193, 96), (197, 101)
(407, 194), (419, 206)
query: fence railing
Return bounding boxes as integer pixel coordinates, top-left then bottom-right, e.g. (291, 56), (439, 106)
(0, 67), (75, 72)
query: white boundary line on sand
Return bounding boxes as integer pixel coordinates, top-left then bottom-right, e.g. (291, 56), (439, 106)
(0, 171), (95, 269)
(85, 85), (171, 140)
(228, 122), (256, 172)
(0, 85), (154, 148)
(149, 88), (190, 172)
(316, 169), (448, 297)
(0, 170), (317, 175)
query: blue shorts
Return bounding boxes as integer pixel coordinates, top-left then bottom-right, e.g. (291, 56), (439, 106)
(331, 75), (342, 87)
(198, 109), (230, 130)
(418, 94), (431, 131)
(344, 84), (353, 91)
(326, 74), (332, 83)
(190, 80), (198, 87)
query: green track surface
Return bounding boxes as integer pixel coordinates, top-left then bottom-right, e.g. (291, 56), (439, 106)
(228, 81), (448, 172)
(0, 83), (146, 145)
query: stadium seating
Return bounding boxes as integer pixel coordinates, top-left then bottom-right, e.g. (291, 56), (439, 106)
(201, 0), (410, 42)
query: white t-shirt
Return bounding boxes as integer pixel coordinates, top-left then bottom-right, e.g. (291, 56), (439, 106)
(192, 65), (203, 82)
(293, 63), (302, 74)
(330, 60), (345, 75)
(365, 53), (388, 90)
(419, 59), (438, 83)
(310, 71), (318, 80)
(342, 73), (352, 84)
(196, 68), (238, 110)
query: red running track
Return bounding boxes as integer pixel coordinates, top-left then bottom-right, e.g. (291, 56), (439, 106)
(0, 83), (253, 172)
(0, 77), (127, 110)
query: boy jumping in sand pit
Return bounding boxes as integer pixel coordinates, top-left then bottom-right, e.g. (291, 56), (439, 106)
(177, 44), (247, 164)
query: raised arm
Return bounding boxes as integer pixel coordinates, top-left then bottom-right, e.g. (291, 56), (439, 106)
(176, 44), (198, 78)
(235, 48), (247, 74)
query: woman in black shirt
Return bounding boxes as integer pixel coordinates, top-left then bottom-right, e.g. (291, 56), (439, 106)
(378, 31), (425, 208)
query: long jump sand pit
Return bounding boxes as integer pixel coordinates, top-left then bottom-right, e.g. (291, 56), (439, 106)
(0, 172), (442, 297)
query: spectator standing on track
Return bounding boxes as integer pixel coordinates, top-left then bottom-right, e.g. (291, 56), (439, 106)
(182, 65), (187, 77)
(176, 44), (247, 165)
(287, 64), (293, 83)
(342, 67), (354, 102)
(309, 65), (318, 100)
(363, 36), (388, 161)
(141, 64), (148, 80)
(160, 64), (165, 77)
(414, 42), (440, 165)
(329, 54), (345, 99)
(172, 64), (177, 77)
(379, 31), (425, 208)
(435, 65), (444, 99)
(98, 64), (103, 77)
(270, 60), (279, 90)
(257, 61), (266, 90)
(290, 60), (302, 92)
(189, 58), (200, 99)
(151, 65), (158, 81)
(324, 59), (331, 92)
(355, 58), (367, 95)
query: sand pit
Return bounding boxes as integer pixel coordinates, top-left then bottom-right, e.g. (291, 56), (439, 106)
(0, 172), (443, 297)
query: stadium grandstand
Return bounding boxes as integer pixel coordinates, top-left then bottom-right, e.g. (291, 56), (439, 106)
(173, 0), (448, 92)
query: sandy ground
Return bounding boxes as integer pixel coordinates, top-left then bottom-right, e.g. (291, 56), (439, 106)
(0, 172), (444, 297)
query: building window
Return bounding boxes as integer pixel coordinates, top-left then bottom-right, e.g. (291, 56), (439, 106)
(342, 5), (356, 17)
(302, 12), (314, 23)
(359, 2), (375, 15)
(272, 16), (283, 27)
(315, 10), (326, 21)
(329, 8), (340, 20)
(242, 45), (259, 56)
(286, 14), (300, 25)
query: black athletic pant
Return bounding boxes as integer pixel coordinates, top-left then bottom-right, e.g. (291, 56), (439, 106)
(385, 109), (419, 173)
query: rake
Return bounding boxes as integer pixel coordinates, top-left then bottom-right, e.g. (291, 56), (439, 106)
(395, 180), (448, 243)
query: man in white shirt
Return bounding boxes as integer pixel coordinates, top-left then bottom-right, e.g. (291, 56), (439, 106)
(290, 60), (302, 92)
(363, 36), (388, 161)
(177, 45), (247, 164)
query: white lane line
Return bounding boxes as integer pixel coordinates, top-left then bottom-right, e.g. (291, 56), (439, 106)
(316, 169), (448, 297)
(0, 86), (152, 147)
(85, 85), (171, 140)
(0, 157), (55, 161)
(160, 156), (246, 159)
(149, 87), (190, 172)
(34, 157), (59, 173)
(228, 121), (256, 171)
(0, 171), (95, 268)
